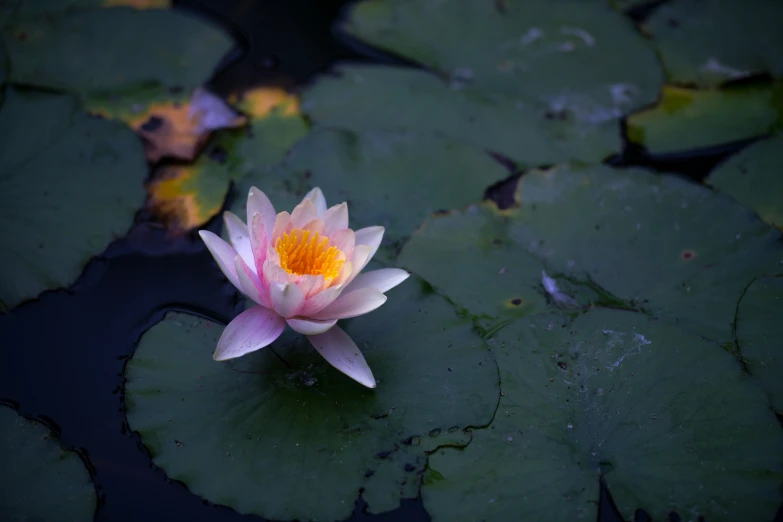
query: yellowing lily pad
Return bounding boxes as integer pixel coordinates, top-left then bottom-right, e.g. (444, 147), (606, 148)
(146, 153), (233, 232)
(706, 133), (783, 229)
(2, 7), (233, 94)
(422, 310), (783, 521)
(232, 86), (301, 119)
(645, 0), (783, 87)
(304, 0), (662, 165)
(86, 87), (247, 162)
(0, 87), (146, 310)
(626, 83), (783, 155)
(125, 278), (499, 520)
(0, 406), (96, 521)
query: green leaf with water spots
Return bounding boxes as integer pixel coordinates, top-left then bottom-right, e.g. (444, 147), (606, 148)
(399, 163), (783, 344)
(304, 0), (662, 165)
(645, 0), (783, 87)
(0, 406), (96, 521)
(0, 87), (146, 311)
(706, 133), (783, 229)
(125, 277), (498, 520)
(422, 310), (783, 522)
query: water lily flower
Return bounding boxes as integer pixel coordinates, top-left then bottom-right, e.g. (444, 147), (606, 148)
(198, 187), (410, 388)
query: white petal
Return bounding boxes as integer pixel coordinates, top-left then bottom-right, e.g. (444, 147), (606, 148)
(298, 285), (343, 316)
(223, 211), (254, 273)
(235, 255), (270, 307)
(343, 268), (410, 294)
(290, 198), (319, 229)
(198, 230), (241, 291)
(322, 202), (348, 235)
(310, 287), (387, 321)
(269, 282), (305, 318)
(354, 226), (384, 248)
(303, 187), (327, 216)
(342, 245), (375, 287)
(247, 187), (276, 241)
(287, 317), (337, 335)
(214, 306), (285, 361)
(308, 326), (376, 388)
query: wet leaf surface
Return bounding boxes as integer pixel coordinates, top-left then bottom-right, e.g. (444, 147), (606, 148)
(0, 87), (146, 310)
(400, 163), (783, 346)
(422, 310), (783, 522)
(645, 0), (783, 87)
(0, 405), (96, 521)
(2, 6), (233, 94)
(125, 278), (499, 520)
(736, 276), (783, 414)
(304, 0), (662, 165)
(707, 133), (783, 229)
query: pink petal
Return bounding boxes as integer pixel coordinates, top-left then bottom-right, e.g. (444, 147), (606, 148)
(328, 228), (355, 258)
(235, 255), (270, 308)
(223, 211), (255, 273)
(308, 326), (376, 388)
(322, 202), (348, 235)
(303, 187), (327, 216)
(299, 285), (344, 316)
(301, 218), (326, 236)
(296, 274), (326, 298)
(343, 268), (410, 294)
(262, 258), (291, 286)
(290, 198), (319, 229)
(272, 211), (292, 242)
(287, 317), (337, 335)
(198, 230), (241, 291)
(250, 212), (269, 273)
(310, 287), (387, 321)
(214, 306), (285, 361)
(332, 261), (353, 287)
(247, 187), (276, 241)
(269, 282), (305, 318)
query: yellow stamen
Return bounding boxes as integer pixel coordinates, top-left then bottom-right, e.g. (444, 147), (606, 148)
(275, 228), (345, 283)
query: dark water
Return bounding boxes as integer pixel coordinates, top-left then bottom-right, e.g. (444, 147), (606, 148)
(0, 1), (778, 521)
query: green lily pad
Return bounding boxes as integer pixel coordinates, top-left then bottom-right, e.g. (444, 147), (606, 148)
(395, 202), (549, 329)
(645, 0), (783, 87)
(736, 275), (783, 413)
(0, 406), (96, 521)
(303, 65), (621, 167)
(422, 310), (783, 521)
(2, 6), (233, 94)
(304, 0), (661, 165)
(626, 83), (783, 155)
(706, 133), (783, 229)
(0, 36), (7, 87)
(125, 278), (499, 520)
(399, 163), (783, 344)
(228, 127), (509, 261)
(0, 87), (146, 311)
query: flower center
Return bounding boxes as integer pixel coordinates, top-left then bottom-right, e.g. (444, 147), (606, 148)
(275, 228), (345, 282)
